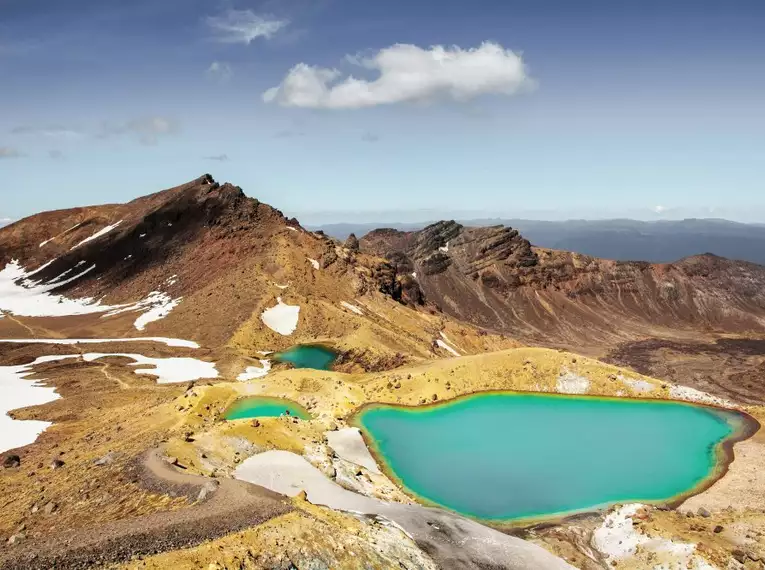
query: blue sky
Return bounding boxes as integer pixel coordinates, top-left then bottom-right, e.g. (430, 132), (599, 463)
(1, 0), (764, 224)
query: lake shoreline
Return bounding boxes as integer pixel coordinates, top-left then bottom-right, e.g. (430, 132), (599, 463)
(350, 389), (761, 529)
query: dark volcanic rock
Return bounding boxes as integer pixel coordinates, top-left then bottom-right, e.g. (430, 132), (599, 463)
(344, 233), (360, 252)
(421, 252), (451, 276)
(2, 454), (20, 469)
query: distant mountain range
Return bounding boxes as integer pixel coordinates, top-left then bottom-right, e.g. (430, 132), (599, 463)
(313, 218), (765, 265)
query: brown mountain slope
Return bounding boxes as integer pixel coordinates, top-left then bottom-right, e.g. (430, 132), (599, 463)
(0, 177), (514, 368)
(361, 221), (765, 402)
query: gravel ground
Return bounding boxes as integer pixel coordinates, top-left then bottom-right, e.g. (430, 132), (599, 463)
(0, 448), (292, 570)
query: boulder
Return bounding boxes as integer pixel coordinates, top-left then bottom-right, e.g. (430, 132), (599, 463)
(49, 459), (65, 470)
(2, 454), (20, 469)
(344, 233), (360, 252)
(93, 452), (118, 466)
(7, 533), (25, 545)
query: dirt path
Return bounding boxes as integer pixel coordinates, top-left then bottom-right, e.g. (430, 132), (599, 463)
(1, 313), (38, 338)
(96, 361), (131, 389)
(0, 449), (292, 570)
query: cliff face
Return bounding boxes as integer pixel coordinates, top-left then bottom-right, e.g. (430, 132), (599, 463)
(361, 221), (765, 352)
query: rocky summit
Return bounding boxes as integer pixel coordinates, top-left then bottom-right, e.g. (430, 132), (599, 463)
(1, 177), (764, 570)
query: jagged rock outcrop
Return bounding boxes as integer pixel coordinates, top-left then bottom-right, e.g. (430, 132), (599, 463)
(344, 233), (360, 252)
(360, 221), (765, 352)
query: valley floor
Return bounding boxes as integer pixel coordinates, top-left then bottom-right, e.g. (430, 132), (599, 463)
(1, 326), (764, 569)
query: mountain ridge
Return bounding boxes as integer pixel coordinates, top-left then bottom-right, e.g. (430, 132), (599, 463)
(316, 217), (765, 265)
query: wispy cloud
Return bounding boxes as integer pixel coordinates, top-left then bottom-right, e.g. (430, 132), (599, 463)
(98, 117), (180, 146)
(653, 205), (668, 214)
(206, 61), (233, 82)
(0, 147), (24, 159)
(204, 154), (229, 161)
(273, 129), (307, 138)
(206, 9), (289, 44)
(264, 41), (535, 109)
(11, 125), (85, 140)
(361, 132), (380, 143)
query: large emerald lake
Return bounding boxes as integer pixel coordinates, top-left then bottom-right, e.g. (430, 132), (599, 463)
(356, 392), (748, 522)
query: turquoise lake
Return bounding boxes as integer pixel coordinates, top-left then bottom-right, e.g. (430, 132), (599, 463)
(275, 344), (337, 370)
(225, 397), (311, 420)
(357, 392), (743, 522)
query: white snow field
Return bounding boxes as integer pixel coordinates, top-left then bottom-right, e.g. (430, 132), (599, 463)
(261, 297), (300, 335)
(1, 260), (181, 330)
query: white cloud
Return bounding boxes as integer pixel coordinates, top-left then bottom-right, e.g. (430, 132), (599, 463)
(206, 61), (233, 82)
(204, 154), (229, 161)
(99, 117), (180, 146)
(206, 10), (288, 44)
(263, 41), (535, 109)
(0, 147), (23, 159)
(653, 205), (668, 214)
(11, 125), (85, 140)
(0, 218), (12, 226)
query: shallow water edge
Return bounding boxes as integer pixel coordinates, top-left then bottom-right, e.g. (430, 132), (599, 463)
(350, 389), (761, 528)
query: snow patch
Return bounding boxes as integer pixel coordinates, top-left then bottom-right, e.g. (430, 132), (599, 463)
(261, 297), (300, 335)
(669, 385), (735, 408)
(102, 290), (182, 331)
(436, 339), (460, 357)
(619, 375), (656, 394)
(326, 427), (381, 474)
(165, 275), (178, 286)
(438, 331), (461, 356)
(411, 272), (417, 279)
(70, 221), (123, 250)
(593, 505), (718, 569)
(0, 260), (106, 317)
(1, 260), (178, 325)
(274, 283), (289, 290)
(132, 292), (181, 331)
(79, 353), (218, 384)
(438, 241), (449, 253)
(307, 258), (320, 270)
(25, 259), (56, 278)
(39, 222), (84, 248)
(286, 227), (298, 232)
(237, 360), (272, 381)
(0, 355), (64, 454)
(556, 370), (590, 394)
(0, 337), (199, 348)
(341, 301), (363, 315)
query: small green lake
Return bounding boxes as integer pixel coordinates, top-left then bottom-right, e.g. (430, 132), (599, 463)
(274, 344), (337, 371)
(356, 392), (752, 522)
(225, 397), (311, 420)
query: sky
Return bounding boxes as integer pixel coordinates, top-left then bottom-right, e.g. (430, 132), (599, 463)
(1, 0), (764, 225)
